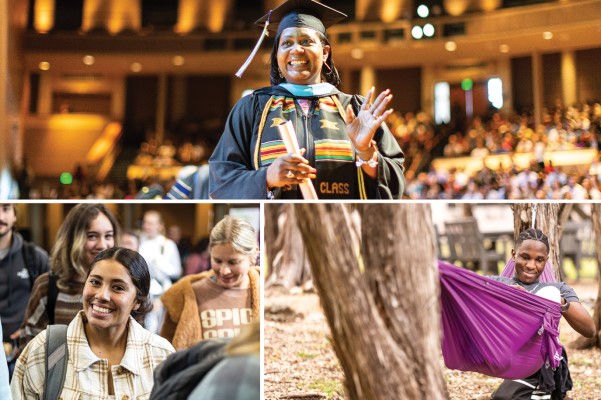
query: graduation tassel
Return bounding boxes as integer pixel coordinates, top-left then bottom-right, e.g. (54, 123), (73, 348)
(235, 12), (271, 78)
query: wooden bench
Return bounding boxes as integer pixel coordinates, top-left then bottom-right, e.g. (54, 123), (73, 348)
(443, 218), (506, 275)
(560, 222), (599, 281)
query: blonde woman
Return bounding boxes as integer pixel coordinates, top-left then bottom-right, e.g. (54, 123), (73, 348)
(160, 216), (260, 350)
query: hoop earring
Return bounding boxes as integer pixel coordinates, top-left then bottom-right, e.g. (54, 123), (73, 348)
(278, 69), (284, 78)
(323, 61), (332, 72)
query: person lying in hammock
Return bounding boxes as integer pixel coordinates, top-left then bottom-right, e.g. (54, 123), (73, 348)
(489, 228), (596, 400)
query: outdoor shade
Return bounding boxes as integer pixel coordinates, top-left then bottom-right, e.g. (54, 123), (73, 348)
(439, 260), (563, 379)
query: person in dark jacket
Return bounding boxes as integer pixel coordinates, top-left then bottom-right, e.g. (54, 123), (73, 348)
(0, 204), (49, 378)
(209, 0), (405, 199)
(150, 321), (259, 400)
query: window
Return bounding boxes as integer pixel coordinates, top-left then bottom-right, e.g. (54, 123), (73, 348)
(488, 78), (503, 109)
(434, 82), (451, 124)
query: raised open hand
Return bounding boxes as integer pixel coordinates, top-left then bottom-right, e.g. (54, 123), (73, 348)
(345, 87), (393, 152)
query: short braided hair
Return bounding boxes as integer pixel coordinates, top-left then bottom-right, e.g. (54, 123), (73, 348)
(516, 228), (550, 253)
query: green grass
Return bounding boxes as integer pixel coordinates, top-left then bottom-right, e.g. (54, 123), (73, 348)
(306, 379), (343, 399)
(297, 351), (317, 360)
(561, 258), (599, 280)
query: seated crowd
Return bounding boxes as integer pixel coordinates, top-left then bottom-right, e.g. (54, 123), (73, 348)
(395, 101), (601, 199)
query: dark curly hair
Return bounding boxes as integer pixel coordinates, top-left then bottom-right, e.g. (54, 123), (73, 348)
(269, 30), (341, 88)
(88, 247), (152, 326)
(516, 228), (550, 253)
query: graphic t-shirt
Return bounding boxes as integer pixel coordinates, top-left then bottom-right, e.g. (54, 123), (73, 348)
(192, 277), (252, 339)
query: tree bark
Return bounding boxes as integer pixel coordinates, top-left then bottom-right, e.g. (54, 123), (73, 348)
(512, 203), (571, 280)
(264, 203), (282, 273)
(296, 203), (446, 400)
(572, 203), (601, 350)
(265, 204), (312, 290)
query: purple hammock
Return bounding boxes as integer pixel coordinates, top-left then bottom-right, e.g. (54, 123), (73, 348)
(439, 260), (563, 379)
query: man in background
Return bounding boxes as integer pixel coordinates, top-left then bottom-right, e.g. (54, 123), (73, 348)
(139, 210), (182, 333)
(0, 204), (49, 378)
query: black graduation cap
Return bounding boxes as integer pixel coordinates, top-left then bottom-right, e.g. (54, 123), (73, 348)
(235, 0), (347, 78)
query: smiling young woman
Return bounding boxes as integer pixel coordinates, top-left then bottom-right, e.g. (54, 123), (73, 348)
(160, 216), (261, 350)
(11, 247), (175, 399)
(19, 203), (120, 349)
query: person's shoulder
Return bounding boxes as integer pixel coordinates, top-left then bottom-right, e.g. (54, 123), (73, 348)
(231, 87), (276, 106)
(188, 271), (216, 289)
(553, 281), (574, 291)
(31, 271), (51, 288)
(148, 331), (176, 354)
(336, 92), (365, 110)
(20, 326), (49, 358)
(487, 275), (511, 283)
(26, 241), (49, 257)
(130, 317), (175, 353)
(251, 85), (277, 96)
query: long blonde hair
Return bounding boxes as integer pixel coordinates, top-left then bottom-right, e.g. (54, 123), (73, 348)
(50, 204), (120, 290)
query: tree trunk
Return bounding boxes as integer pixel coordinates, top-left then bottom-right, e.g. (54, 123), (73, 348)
(264, 203), (282, 273)
(512, 203), (571, 280)
(572, 203), (601, 350)
(296, 203), (446, 400)
(265, 204), (312, 290)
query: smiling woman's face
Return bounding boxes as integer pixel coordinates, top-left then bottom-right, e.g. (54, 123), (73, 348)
(276, 27), (330, 85)
(83, 259), (140, 333)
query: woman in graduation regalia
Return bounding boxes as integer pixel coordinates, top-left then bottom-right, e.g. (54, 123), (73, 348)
(209, 0), (405, 199)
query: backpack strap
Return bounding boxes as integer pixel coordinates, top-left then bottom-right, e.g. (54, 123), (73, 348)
(47, 273), (59, 325)
(44, 325), (69, 400)
(21, 241), (38, 287)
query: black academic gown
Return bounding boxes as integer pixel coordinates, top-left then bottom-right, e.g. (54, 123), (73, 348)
(208, 85), (405, 199)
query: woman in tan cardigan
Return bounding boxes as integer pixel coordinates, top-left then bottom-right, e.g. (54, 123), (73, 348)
(160, 216), (260, 350)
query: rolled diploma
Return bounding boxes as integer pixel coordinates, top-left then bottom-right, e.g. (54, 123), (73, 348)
(277, 120), (318, 199)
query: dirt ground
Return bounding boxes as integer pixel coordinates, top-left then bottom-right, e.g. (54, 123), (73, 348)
(264, 281), (601, 400)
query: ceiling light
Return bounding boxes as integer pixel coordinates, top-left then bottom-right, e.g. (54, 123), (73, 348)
(499, 44), (510, 53)
(411, 26), (424, 40)
(445, 41), (457, 52)
(417, 5), (429, 18)
(172, 56), (185, 66)
(350, 48), (364, 60)
(82, 55), (95, 66)
(542, 31), (553, 40)
(39, 61), (50, 71)
(423, 23), (435, 37)
(131, 62), (142, 73)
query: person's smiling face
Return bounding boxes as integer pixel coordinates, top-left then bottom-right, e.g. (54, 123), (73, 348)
(83, 213), (115, 266)
(277, 27), (330, 85)
(512, 239), (549, 284)
(83, 259), (140, 333)
(210, 243), (253, 289)
(0, 204), (16, 239)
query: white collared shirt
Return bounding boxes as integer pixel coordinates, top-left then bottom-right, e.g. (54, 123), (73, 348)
(11, 311), (175, 400)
